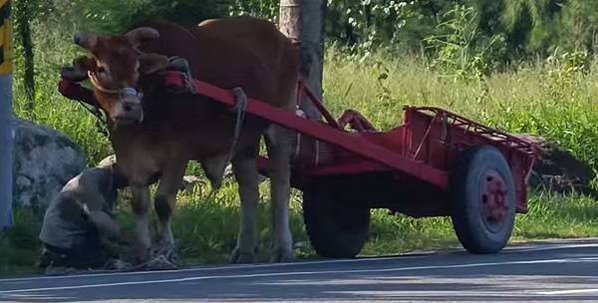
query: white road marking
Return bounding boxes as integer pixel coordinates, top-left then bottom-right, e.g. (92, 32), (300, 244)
(1, 257), (597, 294)
(0, 253), (427, 283)
(330, 290), (543, 298)
(536, 288), (598, 295)
(504, 242), (598, 253)
(2, 241), (594, 283)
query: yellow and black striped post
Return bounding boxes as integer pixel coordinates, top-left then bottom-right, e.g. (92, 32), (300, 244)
(0, 0), (13, 230)
(0, 0), (12, 75)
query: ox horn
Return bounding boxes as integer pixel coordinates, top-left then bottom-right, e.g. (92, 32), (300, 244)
(125, 27), (160, 48)
(73, 33), (97, 50)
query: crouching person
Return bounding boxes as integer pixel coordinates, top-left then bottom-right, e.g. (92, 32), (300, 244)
(37, 156), (130, 272)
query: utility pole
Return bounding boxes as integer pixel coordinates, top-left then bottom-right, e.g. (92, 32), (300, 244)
(0, 0), (13, 231)
(279, 0), (327, 120)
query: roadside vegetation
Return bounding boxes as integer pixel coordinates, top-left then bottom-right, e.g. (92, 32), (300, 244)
(3, 0), (598, 277)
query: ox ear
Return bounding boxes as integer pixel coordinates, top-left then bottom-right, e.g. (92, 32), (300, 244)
(125, 27), (160, 50)
(138, 53), (169, 74)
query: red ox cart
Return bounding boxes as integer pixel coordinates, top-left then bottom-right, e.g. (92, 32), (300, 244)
(58, 67), (541, 259)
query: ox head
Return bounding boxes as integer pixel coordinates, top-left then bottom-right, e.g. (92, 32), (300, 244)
(72, 27), (170, 125)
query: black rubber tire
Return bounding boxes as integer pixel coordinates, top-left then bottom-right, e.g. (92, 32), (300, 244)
(450, 145), (516, 254)
(302, 186), (371, 258)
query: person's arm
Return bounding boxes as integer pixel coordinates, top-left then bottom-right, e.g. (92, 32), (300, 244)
(85, 210), (125, 244)
(79, 171), (129, 246)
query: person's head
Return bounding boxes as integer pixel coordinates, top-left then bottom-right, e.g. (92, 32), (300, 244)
(97, 155), (129, 190)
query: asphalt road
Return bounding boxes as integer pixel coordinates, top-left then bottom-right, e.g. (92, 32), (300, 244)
(1, 239), (598, 302)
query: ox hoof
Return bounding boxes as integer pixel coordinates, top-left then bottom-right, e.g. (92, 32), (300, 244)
(149, 241), (178, 264)
(230, 247), (258, 264)
(142, 254), (178, 271)
(272, 248), (295, 263)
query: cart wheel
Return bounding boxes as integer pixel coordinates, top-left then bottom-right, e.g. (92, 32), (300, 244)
(302, 186), (370, 258)
(450, 145), (516, 254)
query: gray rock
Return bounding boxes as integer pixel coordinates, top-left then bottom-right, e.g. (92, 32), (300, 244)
(13, 119), (87, 210)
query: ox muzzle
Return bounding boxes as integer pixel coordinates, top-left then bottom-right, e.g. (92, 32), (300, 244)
(88, 71), (145, 125)
(112, 87), (144, 125)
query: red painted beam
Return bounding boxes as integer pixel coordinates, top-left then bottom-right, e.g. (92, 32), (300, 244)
(306, 161), (392, 176)
(165, 72), (449, 189)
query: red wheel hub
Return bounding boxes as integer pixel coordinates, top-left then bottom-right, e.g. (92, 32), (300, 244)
(481, 170), (509, 224)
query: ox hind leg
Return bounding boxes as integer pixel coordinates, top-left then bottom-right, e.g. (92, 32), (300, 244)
(265, 124), (294, 262)
(230, 141), (261, 263)
(152, 160), (188, 262)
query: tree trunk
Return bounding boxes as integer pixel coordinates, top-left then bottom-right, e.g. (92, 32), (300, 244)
(14, 0), (34, 113)
(279, 0), (327, 120)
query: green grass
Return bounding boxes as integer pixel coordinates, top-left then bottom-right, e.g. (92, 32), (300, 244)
(4, 186), (598, 278)
(13, 27), (112, 166)
(322, 47), (598, 168)
(4, 29), (598, 278)
(0, 208), (44, 277)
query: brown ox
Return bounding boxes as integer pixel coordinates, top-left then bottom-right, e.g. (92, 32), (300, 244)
(71, 16), (299, 263)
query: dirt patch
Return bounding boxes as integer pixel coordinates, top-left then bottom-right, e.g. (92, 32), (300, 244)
(519, 135), (598, 198)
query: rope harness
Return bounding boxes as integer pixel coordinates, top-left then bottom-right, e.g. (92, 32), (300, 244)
(87, 71), (119, 95)
(72, 92), (109, 137)
(82, 69), (146, 134)
(229, 87), (248, 161)
(87, 71), (144, 103)
(76, 97), (105, 124)
(166, 56), (197, 94)
(159, 57), (249, 193)
(201, 87), (248, 202)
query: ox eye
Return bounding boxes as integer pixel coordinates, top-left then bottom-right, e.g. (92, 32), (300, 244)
(97, 66), (106, 73)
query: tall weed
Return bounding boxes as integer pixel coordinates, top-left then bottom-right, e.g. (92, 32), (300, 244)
(424, 4), (507, 84)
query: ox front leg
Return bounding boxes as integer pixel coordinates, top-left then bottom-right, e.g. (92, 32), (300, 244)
(230, 144), (260, 264)
(265, 125), (294, 262)
(130, 184), (152, 262)
(153, 161), (187, 263)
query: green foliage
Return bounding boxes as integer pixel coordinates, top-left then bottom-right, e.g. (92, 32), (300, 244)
(500, 0), (598, 56)
(502, 0), (565, 55)
(4, 185), (598, 277)
(326, 1), (416, 51)
(514, 192), (598, 239)
(324, 0), (598, 63)
(13, 0), (598, 80)
(12, 0), (42, 114)
(544, 49), (590, 100)
(323, 47), (598, 171)
(0, 207), (43, 277)
(424, 4), (506, 82)
(228, 0), (279, 23)
(371, 59), (398, 106)
(63, 0), (231, 34)
(12, 22), (112, 165)
(561, 0), (598, 53)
